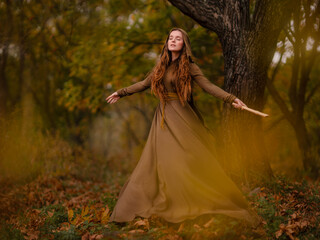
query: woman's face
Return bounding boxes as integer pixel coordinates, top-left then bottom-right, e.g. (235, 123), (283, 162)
(168, 30), (184, 53)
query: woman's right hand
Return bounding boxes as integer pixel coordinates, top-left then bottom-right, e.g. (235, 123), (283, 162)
(106, 92), (120, 104)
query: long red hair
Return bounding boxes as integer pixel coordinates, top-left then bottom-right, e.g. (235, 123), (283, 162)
(150, 28), (194, 106)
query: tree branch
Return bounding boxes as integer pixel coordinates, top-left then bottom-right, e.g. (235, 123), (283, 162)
(167, 0), (225, 34)
(305, 82), (320, 104)
(265, 115), (285, 132)
(284, 27), (295, 45)
(271, 41), (285, 83)
(266, 76), (295, 126)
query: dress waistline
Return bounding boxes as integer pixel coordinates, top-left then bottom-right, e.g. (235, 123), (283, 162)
(161, 92), (180, 129)
(164, 92), (179, 100)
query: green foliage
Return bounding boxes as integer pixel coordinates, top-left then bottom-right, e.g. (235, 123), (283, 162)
(40, 204), (68, 233)
(249, 174), (320, 239)
(101, 192), (118, 211)
(0, 221), (24, 240)
(52, 225), (81, 240)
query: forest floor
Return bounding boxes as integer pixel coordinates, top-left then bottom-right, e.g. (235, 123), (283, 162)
(1, 172), (320, 240)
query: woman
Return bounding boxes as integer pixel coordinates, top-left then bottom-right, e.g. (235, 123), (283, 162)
(106, 28), (260, 227)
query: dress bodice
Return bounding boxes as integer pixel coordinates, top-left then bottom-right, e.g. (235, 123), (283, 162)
(116, 61), (236, 104)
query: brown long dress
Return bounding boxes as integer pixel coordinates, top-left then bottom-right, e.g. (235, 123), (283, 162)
(109, 61), (257, 225)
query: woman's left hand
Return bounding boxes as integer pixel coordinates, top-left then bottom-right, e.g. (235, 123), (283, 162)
(232, 98), (247, 110)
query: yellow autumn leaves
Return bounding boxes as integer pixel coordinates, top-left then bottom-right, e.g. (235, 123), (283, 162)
(67, 205), (111, 226)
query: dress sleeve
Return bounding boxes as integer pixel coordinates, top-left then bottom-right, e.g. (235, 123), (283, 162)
(116, 74), (152, 98)
(190, 63), (237, 104)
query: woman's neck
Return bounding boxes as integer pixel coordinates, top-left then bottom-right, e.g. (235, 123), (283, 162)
(171, 52), (180, 62)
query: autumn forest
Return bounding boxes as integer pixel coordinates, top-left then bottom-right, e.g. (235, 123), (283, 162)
(1, 0), (320, 239)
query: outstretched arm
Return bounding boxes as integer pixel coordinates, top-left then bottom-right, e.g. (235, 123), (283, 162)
(190, 63), (246, 109)
(116, 75), (152, 98)
(105, 75), (152, 104)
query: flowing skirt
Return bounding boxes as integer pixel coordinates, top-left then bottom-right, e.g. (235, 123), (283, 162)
(109, 98), (257, 224)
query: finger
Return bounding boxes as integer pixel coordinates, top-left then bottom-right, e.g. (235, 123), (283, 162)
(232, 102), (237, 108)
(107, 92), (117, 100)
(232, 102), (242, 109)
(107, 95), (114, 101)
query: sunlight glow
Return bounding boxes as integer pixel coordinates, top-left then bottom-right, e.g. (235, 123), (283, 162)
(306, 37), (315, 51)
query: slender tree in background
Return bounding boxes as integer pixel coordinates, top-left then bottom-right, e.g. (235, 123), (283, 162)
(168, 0), (300, 183)
(267, 0), (320, 178)
(0, 0), (13, 119)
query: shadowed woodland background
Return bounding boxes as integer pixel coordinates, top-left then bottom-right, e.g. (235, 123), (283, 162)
(1, 0), (320, 239)
(1, 0), (319, 183)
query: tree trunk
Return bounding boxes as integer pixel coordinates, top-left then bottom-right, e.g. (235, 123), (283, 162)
(0, 45), (9, 119)
(218, 24), (280, 183)
(220, 59), (274, 183)
(293, 118), (318, 177)
(0, 0), (13, 119)
(168, 0), (299, 183)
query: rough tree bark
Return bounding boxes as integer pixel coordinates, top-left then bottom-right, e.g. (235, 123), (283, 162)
(168, 0), (299, 183)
